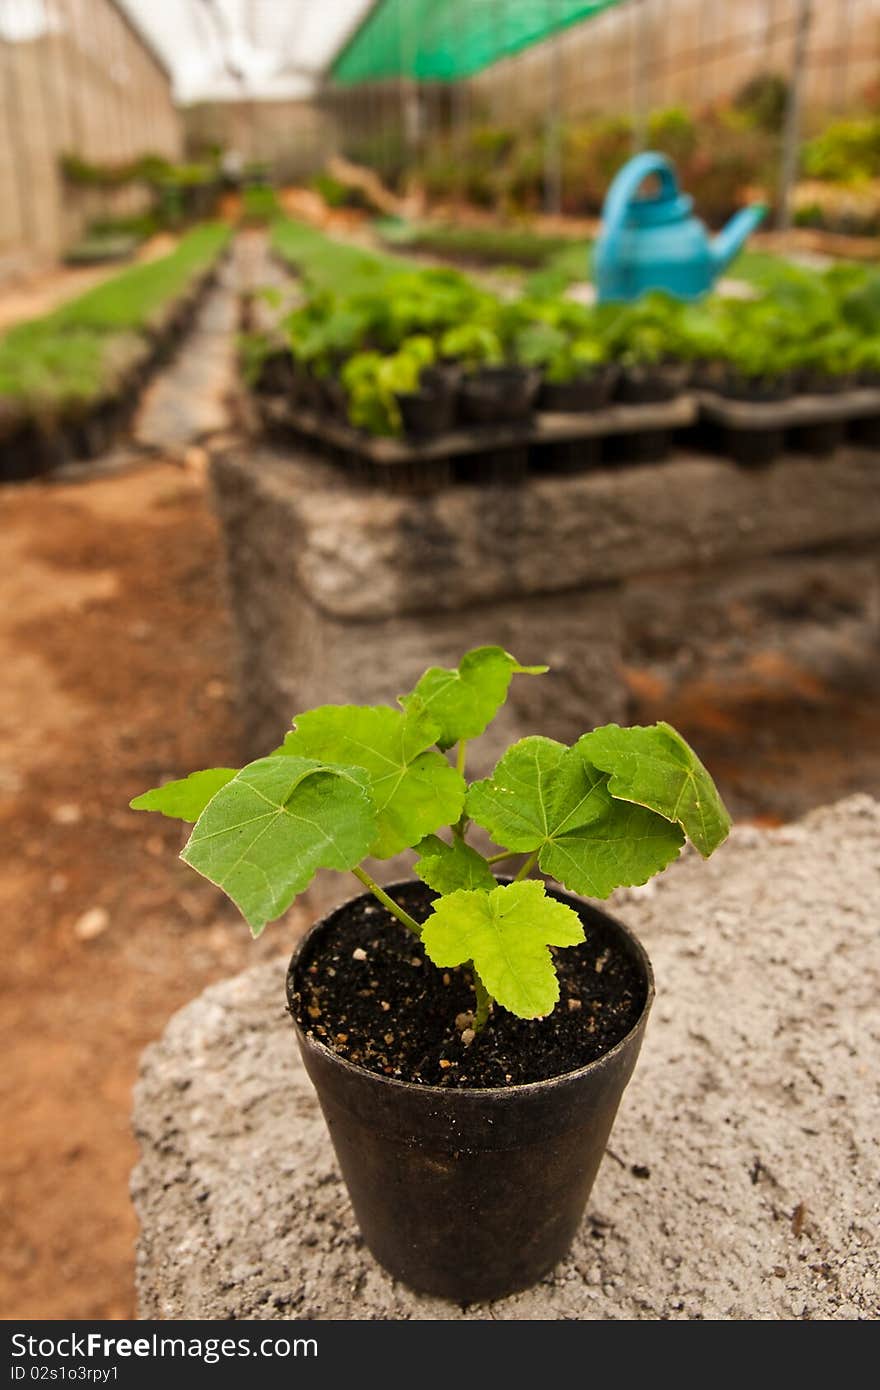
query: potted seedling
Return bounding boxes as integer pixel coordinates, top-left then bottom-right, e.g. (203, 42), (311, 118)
(132, 647), (729, 1303)
(717, 299), (799, 403)
(444, 321), (540, 426)
(385, 336), (458, 439)
(536, 333), (617, 412)
(512, 299), (618, 413)
(602, 300), (687, 403)
(340, 336), (452, 438)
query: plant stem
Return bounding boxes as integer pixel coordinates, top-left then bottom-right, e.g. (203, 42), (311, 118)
(513, 851), (539, 882)
(473, 971), (492, 1033)
(456, 739), (468, 778)
(486, 849), (519, 865)
(352, 866), (423, 938)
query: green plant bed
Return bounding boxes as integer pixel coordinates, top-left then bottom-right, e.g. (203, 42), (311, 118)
(271, 217), (417, 295)
(380, 222), (581, 269)
(255, 219), (879, 448)
(241, 185), (282, 225)
(0, 221), (231, 480)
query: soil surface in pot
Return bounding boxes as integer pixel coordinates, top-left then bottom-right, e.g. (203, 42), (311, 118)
(291, 882), (645, 1088)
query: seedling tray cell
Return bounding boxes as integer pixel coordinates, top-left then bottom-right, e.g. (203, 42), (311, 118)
(256, 395), (698, 491)
(697, 387), (880, 463)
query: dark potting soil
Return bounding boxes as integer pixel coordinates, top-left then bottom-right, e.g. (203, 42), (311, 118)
(290, 882), (645, 1089)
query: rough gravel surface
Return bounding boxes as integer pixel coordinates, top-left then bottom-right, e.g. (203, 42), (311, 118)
(132, 797), (879, 1321)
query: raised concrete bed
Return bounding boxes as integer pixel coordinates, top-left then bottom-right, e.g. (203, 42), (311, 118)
(132, 796), (880, 1320)
(210, 442), (880, 773)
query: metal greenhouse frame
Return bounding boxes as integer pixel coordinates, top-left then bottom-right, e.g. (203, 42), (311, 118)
(324, 0), (816, 226)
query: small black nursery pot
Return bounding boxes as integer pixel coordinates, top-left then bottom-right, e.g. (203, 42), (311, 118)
(458, 366), (540, 426)
(538, 365), (619, 413)
(614, 363), (682, 404)
(396, 367), (460, 437)
(287, 881), (654, 1304)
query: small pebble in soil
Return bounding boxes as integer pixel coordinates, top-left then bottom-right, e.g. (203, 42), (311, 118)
(73, 906), (110, 941)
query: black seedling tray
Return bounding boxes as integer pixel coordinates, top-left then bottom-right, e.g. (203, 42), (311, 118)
(256, 394), (699, 491)
(697, 387), (880, 466)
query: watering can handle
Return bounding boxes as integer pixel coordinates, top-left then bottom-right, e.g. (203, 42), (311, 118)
(600, 151), (679, 246)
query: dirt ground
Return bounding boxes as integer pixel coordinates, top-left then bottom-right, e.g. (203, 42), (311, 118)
(1, 456), (879, 1321)
(0, 462), (281, 1320)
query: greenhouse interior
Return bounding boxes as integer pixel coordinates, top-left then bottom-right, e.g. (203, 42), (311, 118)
(1, 0), (878, 1331)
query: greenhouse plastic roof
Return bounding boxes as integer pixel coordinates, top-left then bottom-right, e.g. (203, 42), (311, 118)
(331, 0), (623, 84)
(114, 0), (375, 102)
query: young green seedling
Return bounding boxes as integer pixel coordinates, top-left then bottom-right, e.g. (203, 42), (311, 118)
(131, 647), (730, 1027)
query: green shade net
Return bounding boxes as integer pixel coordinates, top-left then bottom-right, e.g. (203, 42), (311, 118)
(331, 0), (622, 84)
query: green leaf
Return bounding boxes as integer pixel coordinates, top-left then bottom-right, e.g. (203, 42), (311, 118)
(130, 768), (238, 821)
(180, 755), (376, 935)
(279, 704), (465, 858)
(414, 834), (497, 894)
(422, 880), (585, 1019)
(466, 736), (685, 898)
(577, 721), (731, 857)
(401, 646), (548, 750)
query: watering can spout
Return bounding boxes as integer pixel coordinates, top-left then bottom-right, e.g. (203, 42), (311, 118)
(710, 204), (767, 277)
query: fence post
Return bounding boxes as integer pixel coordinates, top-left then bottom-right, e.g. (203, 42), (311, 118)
(543, 0), (563, 215)
(777, 0), (813, 232)
(631, 0), (650, 151)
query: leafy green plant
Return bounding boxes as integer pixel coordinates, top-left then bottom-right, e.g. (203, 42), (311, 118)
(803, 117), (880, 184)
(132, 648), (730, 1026)
(241, 184), (281, 224)
(599, 293), (686, 367)
(733, 73), (789, 134)
(341, 336), (436, 435)
(439, 323), (504, 371)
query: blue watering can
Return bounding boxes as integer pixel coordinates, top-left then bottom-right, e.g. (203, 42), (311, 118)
(594, 151), (766, 303)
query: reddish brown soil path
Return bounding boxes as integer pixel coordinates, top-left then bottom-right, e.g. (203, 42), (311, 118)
(0, 462), (287, 1320)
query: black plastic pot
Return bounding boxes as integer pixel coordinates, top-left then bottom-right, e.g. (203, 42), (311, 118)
(253, 348), (295, 397)
(720, 371), (794, 403)
(720, 425), (785, 467)
(614, 364), (681, 404)
(454, 444), (529, 485)
(538, 365), (619, 413)
(287, 881), (654, 1303)
(530, 437), (603, 474)
(458, 366), (540, 426)
(789, 420), (846, 455)
(396, 368), (460, 438)
(604, 428), (672, 465)
(318, 374), (348, 423)
(848, 413), (880, 448)
(796, 369), (854, 396)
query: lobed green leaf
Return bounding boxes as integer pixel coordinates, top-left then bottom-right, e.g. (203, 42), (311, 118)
(576, 721), (731, 857)
(278, 703), (465, 858)
(130, 767), (238, 821)
(422, 880), (585, 1019)
(413, 834), (497, 894)
(466, 736), (685, 898)
(401, 645), (547, 751)
(180, 755), (376, 935)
